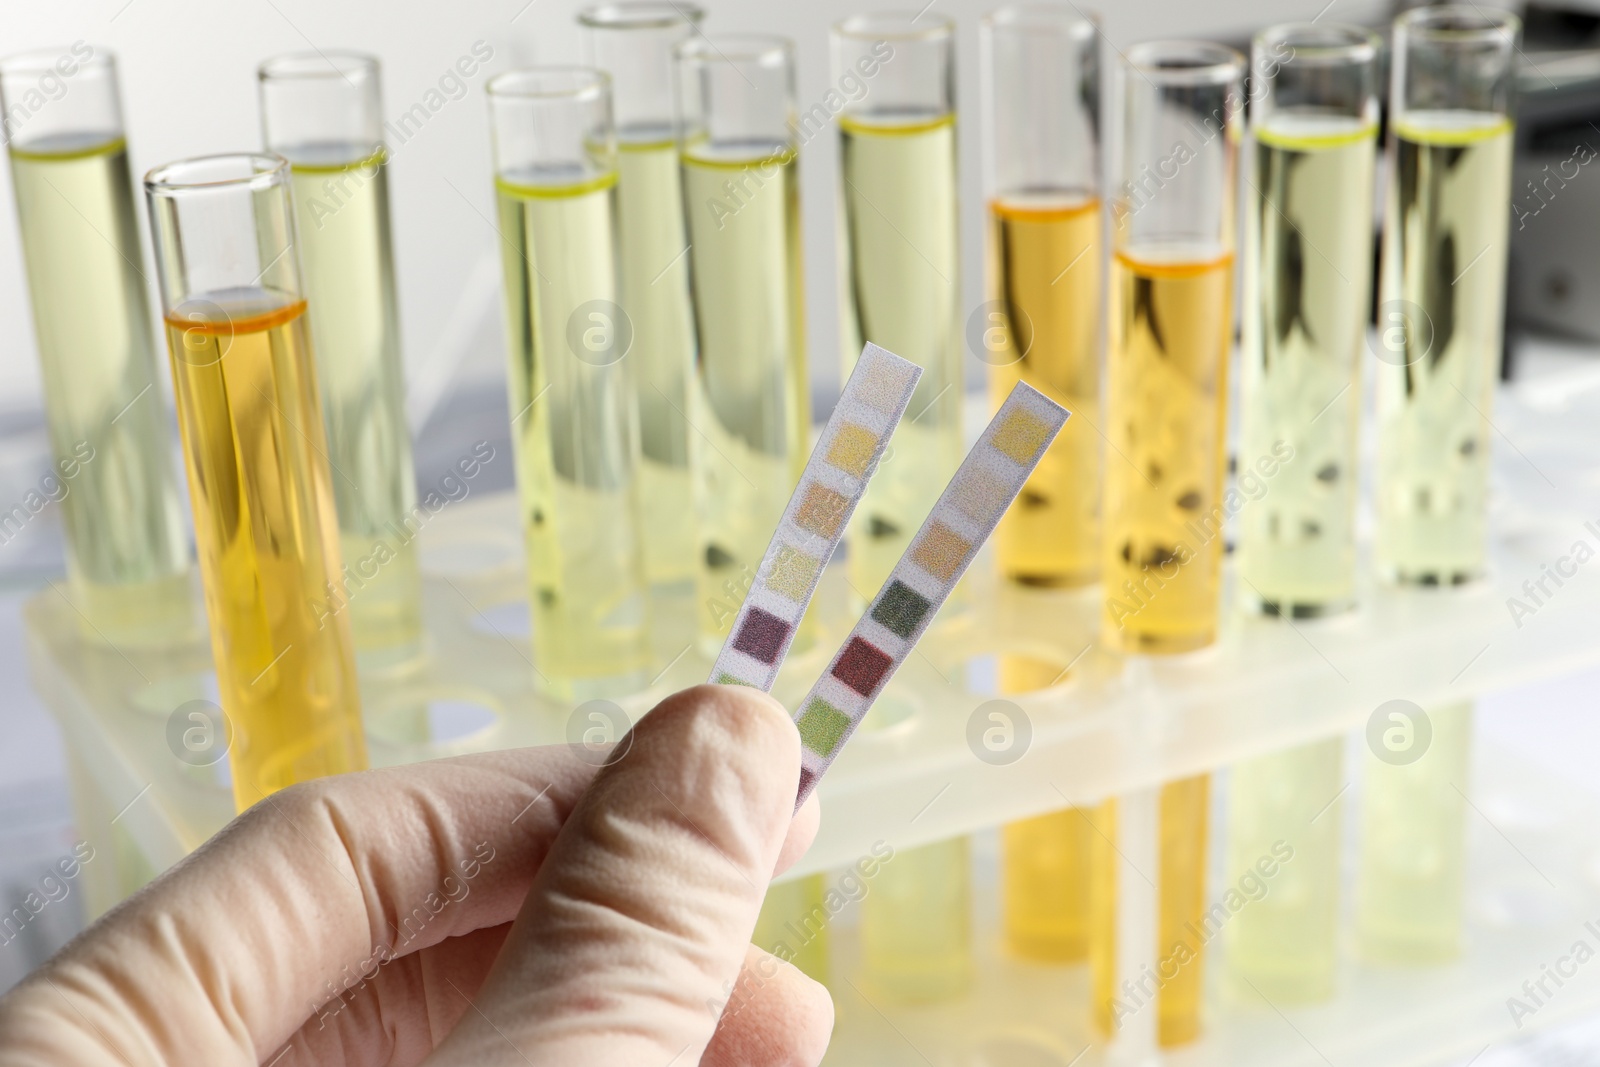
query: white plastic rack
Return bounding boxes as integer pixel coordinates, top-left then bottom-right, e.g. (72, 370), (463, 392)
(26, 369), (1600, 1065)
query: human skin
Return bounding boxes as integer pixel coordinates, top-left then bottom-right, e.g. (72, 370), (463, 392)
(0, 684), (830, 1066)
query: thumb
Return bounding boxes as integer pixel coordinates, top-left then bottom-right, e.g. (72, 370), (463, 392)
(426, 684), (830, 1067)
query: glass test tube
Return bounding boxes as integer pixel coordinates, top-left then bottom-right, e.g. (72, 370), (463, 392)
(1157, 775), (1209, 1044)
(980, 4), (1102, 589)
(676, 35), (828, 972)
(258, 53), (422, 671)
(145, 154), (367, 811)
(862, 652), (1044, 1001)
(996, 653), (1091, 960)
(675, 37), (811, 648)
(488, 69), (651, 698)
(1093, 40), (1241, 1049)
(1357, 700), (1473, 963)
(981, 8), (1101, 962)
(581, 3), (701, 592)
(0, 47), (190, 645)
(1225, 738), (1343, 1003)
(1102, 41), (1241, 654)
(1227, 25), (1376, 1008)
(752, 872), (831, 984)
(860, 833), (971, 1002)
(1375, 6), (1518, 585)
(1237, 24), (1379, 617)
(1087, 796), (1117, 1032)
(834, 13), (962, 599)
(1088, 777), (1210, 1047)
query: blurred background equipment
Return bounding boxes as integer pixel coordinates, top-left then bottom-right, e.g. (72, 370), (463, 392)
(1507, 2), (1600, 344)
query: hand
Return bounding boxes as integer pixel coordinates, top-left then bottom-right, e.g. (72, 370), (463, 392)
(0, 684), (831, 1066)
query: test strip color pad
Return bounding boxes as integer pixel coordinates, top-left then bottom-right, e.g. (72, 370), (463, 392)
(792, 382), (1069, 805)
(708, 343), (922, 692)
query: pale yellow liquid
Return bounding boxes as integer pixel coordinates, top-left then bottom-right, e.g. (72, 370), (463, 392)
(1157, 775), (1208, 1045)
(1239, 115), (1377, 614)
(284, 144), (421, 668)
(839, 113), (962, 598)
(616, 132), (696, 587)
(1226, 738), (1342, 1002)
(1376, 113), (1513, 584)
(1103, 246), (1234, 653)
(1357, 701), (1472, 963)
(860, 836), (971, 1002)
(987, 193), (1102, 587)
(1005, 810), (1093, 959)
(9, 135), (189, 644)
(681, 143), (809, 645)
(496, 170), (651, 695)
(1087, 797), (1118, 1031)
(1089, 776), (1209, 1047)
(164, 296), (366, 811)
(752, 873), (830, 984)
(999, 653), (1091, 960)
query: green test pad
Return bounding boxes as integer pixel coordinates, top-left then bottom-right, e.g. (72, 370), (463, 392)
(708, 368), (1068, 808)
(789, 382), (1067, 806)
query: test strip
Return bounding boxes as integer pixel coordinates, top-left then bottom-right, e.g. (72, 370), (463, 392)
(791, 382), (1069, 805)
(708, 343), (922, 692)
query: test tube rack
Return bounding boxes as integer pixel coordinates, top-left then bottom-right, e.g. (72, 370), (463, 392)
(27, 369), (1600, 1066)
